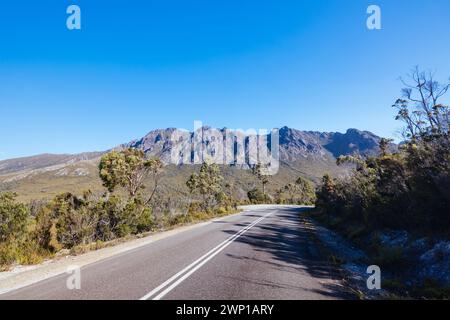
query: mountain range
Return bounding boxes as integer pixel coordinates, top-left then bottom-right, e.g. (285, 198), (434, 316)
(0, 126), (391, 202)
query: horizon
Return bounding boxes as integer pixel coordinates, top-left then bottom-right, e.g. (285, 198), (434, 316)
(1, 0), (449, 160)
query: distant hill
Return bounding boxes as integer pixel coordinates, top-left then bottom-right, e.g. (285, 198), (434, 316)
(0, 126), (393, 201)
(0, 152), (103, 176)
(123, 126), (389, 163)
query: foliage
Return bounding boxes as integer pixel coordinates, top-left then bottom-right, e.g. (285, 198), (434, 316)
(186, 162), (224, 211)
(0, 151), (243, 269)
(35, 192), (155, 250)
(252, 164), (269, 195)
(0, 193), (48, 269)
(247, 188), (267, 204)
(99, 148), (163, 201)
(0, 193), (29, 243)
(393, 67), (449, 139)
(315, 68), (450, 237)
(277, 176), (315, 205)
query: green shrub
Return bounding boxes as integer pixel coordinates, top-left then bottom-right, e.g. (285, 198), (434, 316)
(0, 193), (41, 270)
(0, 193), (29, 243)
(315, 69), (450, 238)
(35, 192), (155, 250)
(247, 188), (266, 204)
(278, 177), (316, 205)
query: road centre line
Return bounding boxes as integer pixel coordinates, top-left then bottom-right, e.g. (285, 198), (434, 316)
(140, 212), (272, 300)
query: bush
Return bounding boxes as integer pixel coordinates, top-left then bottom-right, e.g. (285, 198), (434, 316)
(0, 193), (42, 270)
(277, 177), (316, 205)
(247, 188), (266, 204)
(316, 69), (450, 238)
(315, 140), (450, 237)
(35, 192), (155, 250)
(0, 193), (29, 243)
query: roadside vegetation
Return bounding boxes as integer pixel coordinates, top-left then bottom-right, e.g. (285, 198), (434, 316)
(313, 68), (450, 298)
(246, 164), (316, 205)
(1, 133), (319, 270)
(0, 152), (230, 270)
(0, 151), (315, 270)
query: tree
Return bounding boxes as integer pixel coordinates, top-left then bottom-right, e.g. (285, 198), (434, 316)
(315, 174), (336, 211)
(252, 163), (269, 196)
(280, 177), (315, 204)
(315, 68), (450, 235)
(186, 162), (224, 211)
(247, 188), (266, 204)
(0, 193), (29, 243)
(379, 138), (394, 157)
(336, 155), (366, 170)
(294, 176), (316, 204)
(393, 67), (450, 139)
(99, 149), (163, 204)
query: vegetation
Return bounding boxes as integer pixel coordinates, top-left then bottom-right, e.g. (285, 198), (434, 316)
(315, 68), (450, 237)
(0, 193), (28, 244)
(99, 148), (163, 203)
(0, 149), (238, 270)
(0, 193), (45, 269)
(187, 162), (224, 210)
(313, 68), (450, 298)
(252, 164), (269, 196)
(247, 188), (267, 204)
(34, 192), (154, 252)
(276, 176), (315, 205)
(0, 150), (317, 270)
(186, 162), (238, 214)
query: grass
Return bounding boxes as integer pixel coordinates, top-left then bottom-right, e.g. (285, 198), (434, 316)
(0, 241), (50, 272)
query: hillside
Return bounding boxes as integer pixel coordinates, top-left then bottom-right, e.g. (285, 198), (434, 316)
(0, 126), (389, 202)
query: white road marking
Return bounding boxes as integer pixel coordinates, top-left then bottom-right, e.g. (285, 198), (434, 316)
(139, 212), (272, 300)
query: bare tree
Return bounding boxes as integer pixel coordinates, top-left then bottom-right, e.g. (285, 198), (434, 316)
(393, 67), (450, 139)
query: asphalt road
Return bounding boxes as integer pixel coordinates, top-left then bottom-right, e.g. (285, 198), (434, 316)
(0, 205), (352, 300)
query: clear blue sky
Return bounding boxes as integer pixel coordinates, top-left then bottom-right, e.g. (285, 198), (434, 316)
(1, 0), (449, 160)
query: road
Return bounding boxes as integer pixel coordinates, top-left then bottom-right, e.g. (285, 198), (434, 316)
(0, 205), (353, 300)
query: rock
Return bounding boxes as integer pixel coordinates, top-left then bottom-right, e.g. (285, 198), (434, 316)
(406, 238), (429, 256)
(419, 241), (450, 285)
(378, 230), (409, 248)
(312, 223), (366, 262)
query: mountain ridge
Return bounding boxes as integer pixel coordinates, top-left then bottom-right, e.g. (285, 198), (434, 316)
(0, 126), (390, 177)
(0, 126), (394, 201)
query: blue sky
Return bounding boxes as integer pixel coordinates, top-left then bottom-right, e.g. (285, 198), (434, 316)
(0, 0), (449, 160)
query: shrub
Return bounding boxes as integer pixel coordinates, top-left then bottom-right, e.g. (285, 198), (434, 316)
(315, 69), (450, 237)
(35, 192), (155, 250)
(247, 188), (266, 204)
(0, 193), (40, 269)
(186, 162), (224, 211)
(0, 193), (29, 243)
(278, 176), (316, 205)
